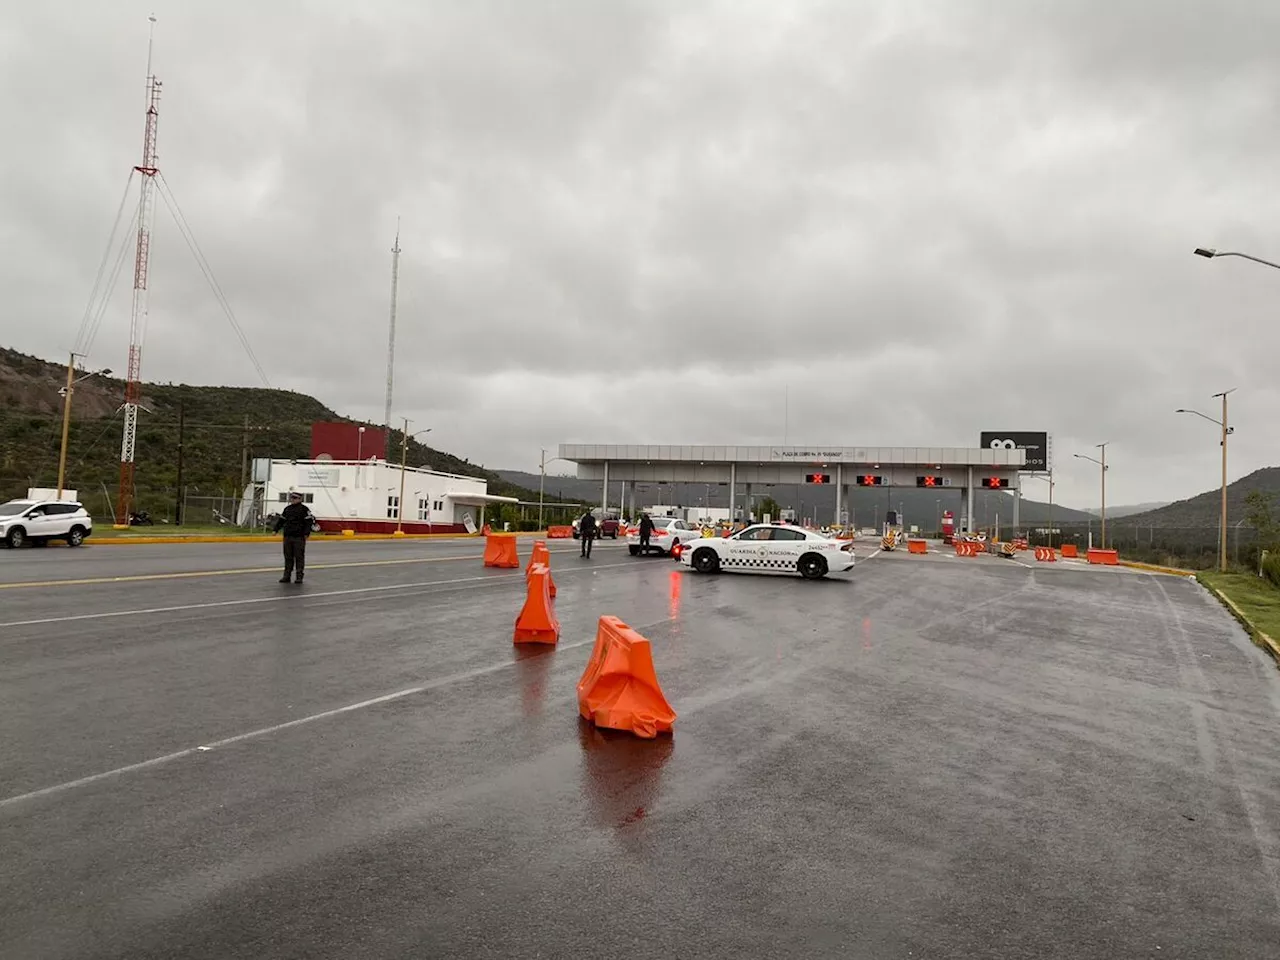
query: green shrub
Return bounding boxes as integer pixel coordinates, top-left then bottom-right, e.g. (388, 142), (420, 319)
(1263, 550), (1280, 589)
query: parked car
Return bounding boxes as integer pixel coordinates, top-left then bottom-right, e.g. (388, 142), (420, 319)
(626, 517), (697, 556)
(0, 499), (94, 548)
(572, 515), (620, 539)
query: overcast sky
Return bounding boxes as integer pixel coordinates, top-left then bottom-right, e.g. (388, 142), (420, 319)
(3, 0), (1278, 508)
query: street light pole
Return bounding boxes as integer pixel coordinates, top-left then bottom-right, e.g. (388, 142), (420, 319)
(1177, 393), (1235, 572)
(1194, 247), (1280, 271)
(1100, 443), (1107, 549)
(1217, 389), (1232, 572)
(1073, 447), (1109, 549)
(539, 449), (547, 531)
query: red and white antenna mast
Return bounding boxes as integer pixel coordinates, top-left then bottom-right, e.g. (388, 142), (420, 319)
(116, 14), (162, 525)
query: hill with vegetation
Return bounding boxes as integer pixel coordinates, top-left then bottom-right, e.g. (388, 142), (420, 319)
(0, 346), (548, 519)
(1095, 467), (1280, 529)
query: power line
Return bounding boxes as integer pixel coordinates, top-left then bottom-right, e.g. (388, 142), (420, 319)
(73, 169), (137, 355)
(155, 173), (271, 388)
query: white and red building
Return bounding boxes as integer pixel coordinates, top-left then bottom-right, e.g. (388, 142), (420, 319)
(246, 457), (517, 535)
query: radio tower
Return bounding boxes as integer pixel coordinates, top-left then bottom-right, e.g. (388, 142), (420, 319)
(116, 15), (162, 526)
(382, 220), (401, 456)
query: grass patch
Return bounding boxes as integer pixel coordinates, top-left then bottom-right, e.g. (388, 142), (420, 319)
(1198, 572), (1280, 660)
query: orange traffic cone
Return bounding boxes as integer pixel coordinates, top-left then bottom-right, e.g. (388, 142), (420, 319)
(514, 562), (559, 644)
(577, 616), (676, 738)
(483, 533), (520, 568)
(526, 540), (557, 597)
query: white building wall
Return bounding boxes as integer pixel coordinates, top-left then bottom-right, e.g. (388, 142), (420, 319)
(263, 460), (491, 525)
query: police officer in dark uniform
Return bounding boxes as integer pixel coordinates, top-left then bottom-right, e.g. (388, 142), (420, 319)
(638, 512), (655, 554)
(579, 510), (597, 557)
(273, 492), (314, 583)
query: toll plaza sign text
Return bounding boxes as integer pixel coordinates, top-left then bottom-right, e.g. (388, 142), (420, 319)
(770, 448), (866, 462)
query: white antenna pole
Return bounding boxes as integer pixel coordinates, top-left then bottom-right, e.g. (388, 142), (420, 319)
(383, 218), (401, 457)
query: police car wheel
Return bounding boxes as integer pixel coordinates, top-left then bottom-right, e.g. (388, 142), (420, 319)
(798, 554), (828, 580)
(691, 547), (719, 574)
(628, 546), (639, 556)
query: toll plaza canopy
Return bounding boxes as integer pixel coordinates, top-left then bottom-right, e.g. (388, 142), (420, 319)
(559, 444), (1027, 528)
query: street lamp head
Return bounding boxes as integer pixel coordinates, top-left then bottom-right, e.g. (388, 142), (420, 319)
(1175, 408), (1187, 414)
(1193, 247), (1217, 258)
(100, 369), (112, 376)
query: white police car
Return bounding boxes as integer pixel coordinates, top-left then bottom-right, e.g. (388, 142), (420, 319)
(678, 523), (854, 579)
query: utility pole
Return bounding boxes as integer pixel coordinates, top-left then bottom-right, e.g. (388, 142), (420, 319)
(240, 412), (250, 492)
(116, 15), (163, 528)
(397, 417), (410, 535)
(56, 352), (82, 499)
(173, 397), (185, 525)
(383, 221), (401, 457)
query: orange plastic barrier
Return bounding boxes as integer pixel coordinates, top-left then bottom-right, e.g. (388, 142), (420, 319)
(1013, 538), (1029, 551)
(482, 533), (520, 568)
(1087, 548), (1119, 566)
(907, 539), (927, 554)
(514, 562), (559, 644)
(547, 525), (574, 539)
(955, 541), (981, 557)
(1034, 546), (1057, 562)
(526, 540), (557, 597)
(577, 615), (676, 739)
(1061, 544), (1078, 558)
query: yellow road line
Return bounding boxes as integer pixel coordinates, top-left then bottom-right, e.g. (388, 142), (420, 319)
(0, 553), (480, 590)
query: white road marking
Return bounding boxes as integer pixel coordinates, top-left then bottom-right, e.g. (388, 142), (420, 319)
(0, 561), (637, 630)
(0, 638), (598, 811)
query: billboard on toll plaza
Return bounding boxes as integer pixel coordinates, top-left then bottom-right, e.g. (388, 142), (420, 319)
(979, 432), (1051, 472)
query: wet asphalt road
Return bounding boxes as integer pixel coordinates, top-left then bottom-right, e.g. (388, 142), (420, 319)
(2, 539), (1280, 958)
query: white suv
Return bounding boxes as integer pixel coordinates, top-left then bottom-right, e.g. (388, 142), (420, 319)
(0, 499), (94, 548)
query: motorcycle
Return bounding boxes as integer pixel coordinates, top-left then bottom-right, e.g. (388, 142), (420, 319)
(128, 511), (154, 526)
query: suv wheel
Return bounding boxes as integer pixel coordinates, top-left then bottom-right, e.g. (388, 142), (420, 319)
(6, 527), (27, 548)
(67, 526), (86, 547)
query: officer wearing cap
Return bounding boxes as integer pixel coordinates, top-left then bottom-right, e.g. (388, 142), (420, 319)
(273, 491), (314, 583)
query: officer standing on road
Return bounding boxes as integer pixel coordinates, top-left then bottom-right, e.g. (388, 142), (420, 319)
(639, 511), (655, 555)
(579, 509), (597, 558)
(273, 491), (314, 583)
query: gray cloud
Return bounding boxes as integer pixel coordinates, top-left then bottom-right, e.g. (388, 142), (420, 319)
(3, 0), (1279, 508)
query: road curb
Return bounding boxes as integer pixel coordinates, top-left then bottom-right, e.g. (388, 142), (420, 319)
(1118, 560), (1197, 577)
(1199, 580), (1280, 666)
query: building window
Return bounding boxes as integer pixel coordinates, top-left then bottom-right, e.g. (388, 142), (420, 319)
(418, 498), (430, 521)
(279, 492), (314, 503)
(386, 495), (399, 519)
(433, 499), (444, 512)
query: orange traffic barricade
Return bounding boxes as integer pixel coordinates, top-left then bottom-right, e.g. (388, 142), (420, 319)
(1061, 544), (1078, 558)
(907, 539), (927, 555)
(1087, 548), (1119, 566)
(514, 562), (559, 644)
(547, 525), (574, 539)
(483, 533), (520, 568)
(1034, 546), (1057, 562)
(577, 615), (676, 739)
(526, 540), (557, 597)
